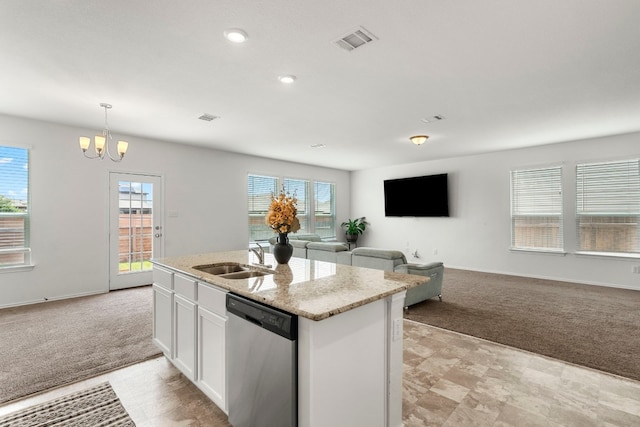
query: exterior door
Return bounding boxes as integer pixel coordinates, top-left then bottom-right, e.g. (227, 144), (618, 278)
(109, 172), (163, 290)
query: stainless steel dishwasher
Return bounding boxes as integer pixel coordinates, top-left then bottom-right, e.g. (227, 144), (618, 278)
(226, 293), (298, 427)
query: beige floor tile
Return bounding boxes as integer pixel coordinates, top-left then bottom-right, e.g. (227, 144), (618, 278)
(2, 321), (640, 427)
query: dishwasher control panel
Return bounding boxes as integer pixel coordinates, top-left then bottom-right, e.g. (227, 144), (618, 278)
(226, 293), (298, 340)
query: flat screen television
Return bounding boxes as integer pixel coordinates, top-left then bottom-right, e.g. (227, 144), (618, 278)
(384, 173), (449, 217)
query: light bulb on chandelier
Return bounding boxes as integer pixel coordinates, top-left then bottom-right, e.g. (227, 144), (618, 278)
(78, 103), (129, 162)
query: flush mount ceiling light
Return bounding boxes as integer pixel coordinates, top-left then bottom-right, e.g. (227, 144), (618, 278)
(410, 135), (429, 146)
(278, 74), (297, 84)
(78, 103), (128, 162)
(224, 28), (248, 43)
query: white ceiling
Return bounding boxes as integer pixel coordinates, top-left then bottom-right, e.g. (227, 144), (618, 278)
(1, 1), (639, 171)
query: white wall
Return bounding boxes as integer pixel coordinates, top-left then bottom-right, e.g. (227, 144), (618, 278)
(0, 114), (350, 307)
(351, 132), (640, 290)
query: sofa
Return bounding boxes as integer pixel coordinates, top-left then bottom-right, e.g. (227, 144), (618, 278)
(267, 234), (444, 307)
(268, 234), (349, 261)
(350, 247), (444, 307)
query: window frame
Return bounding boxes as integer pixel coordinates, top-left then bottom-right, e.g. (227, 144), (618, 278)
(510, 165), (564, 253)
(283, 177), (310, 234)
(313, 181), (336, 240)
(248, 174), (337, 242)
(0, 144), (32, 271)
(575, 157), (640, 258)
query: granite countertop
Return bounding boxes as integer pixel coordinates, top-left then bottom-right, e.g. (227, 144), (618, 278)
(152, 250), (427, 321)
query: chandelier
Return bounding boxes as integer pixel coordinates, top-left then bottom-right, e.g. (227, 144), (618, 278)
(78, 103), (129, 162)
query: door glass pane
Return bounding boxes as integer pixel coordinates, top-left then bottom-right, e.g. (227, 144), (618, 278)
(119, 181), (154, 273)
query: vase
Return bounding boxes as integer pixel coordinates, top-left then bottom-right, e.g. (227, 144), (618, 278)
(273, 232), (293, 264)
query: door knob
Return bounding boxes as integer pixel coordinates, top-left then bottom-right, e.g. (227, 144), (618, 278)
(155, 233), (162, 238)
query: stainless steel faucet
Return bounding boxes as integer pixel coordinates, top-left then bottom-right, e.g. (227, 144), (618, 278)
(249, 242), (264, 265)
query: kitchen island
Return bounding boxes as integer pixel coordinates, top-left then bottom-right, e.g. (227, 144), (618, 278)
(152, 250), (427, 427)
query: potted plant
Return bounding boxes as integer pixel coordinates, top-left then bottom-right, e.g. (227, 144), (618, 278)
(341, 217), (369, 244)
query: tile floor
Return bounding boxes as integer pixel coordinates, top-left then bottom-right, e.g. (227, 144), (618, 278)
(1, 320), (639, 426)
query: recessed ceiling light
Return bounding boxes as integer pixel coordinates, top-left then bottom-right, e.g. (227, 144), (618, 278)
(278, 75), (297, 84)
(224, 28), (248, 43)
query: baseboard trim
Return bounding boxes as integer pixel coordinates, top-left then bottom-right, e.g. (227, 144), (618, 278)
(443, 265), (639, 291)
(0, 290), (107, 310)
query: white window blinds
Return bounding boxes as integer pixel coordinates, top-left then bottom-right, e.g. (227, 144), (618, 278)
(283, 178), (309, 234)
(248, 174), (279, 242)
(0, 145), (30, 267)
(576, 158), (640, 255)
(314, 181), (336, 239)
(510, 166), (563, 251)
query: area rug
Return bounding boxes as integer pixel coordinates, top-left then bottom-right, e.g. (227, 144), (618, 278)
(0, 382), (134, 426)
(404, 268), (640, 382)
(0, 286), (161, 404)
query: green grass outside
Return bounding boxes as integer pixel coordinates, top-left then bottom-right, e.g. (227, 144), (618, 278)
(119, 260), (153, 272)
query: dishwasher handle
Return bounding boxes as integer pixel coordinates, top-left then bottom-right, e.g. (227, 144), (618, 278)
(244, 314), (263, 327)
(226, 293), (298, 341)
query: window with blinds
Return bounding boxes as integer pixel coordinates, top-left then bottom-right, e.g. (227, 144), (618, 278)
(0, 145), (30, 268)
(283, 178), (309, 234)
(510, 166), (563, 251)
(248, 174), (337, 242)
(576, 158), (640, 255)
(248, 174), (279, 242)
(314, 181), (336, 239)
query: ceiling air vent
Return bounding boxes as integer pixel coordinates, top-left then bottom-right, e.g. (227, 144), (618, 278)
(333, 26), (377, 52)
(198, 114), (219, 122)
(421, 115), (446, 124)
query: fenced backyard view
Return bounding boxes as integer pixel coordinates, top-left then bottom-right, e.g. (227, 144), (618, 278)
(118, 213), (153, 272)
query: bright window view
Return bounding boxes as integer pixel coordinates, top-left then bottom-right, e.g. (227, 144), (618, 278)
(314, 181), (336, 239)
(576, 158), (640, 255)
(0, 145), (30, 267)
(118, 181), (154, 273)
(510, 166), (563, 251)
(284, 178), (309, 234)
(248, 174), (336, 242)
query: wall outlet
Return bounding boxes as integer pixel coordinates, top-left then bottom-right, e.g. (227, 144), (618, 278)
(433, 248), (438, 255)
(633, 266), (640, 274)
(392, 318), (402, 341)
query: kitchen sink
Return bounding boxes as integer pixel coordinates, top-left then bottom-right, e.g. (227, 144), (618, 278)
(193, 263), (248, 275)
(218, 270), (272, 279)
(192, 262), (273, 279)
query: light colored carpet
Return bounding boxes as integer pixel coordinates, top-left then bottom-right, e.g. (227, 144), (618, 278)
(0, 286), (161, 404)
(0, 382), (134, 426)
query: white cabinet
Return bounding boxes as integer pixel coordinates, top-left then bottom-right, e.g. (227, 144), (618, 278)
(151, 266), (228, 413)
(152, 267), (173, 357)
(197, 306), (227, 411)
(174, 293), (197, 381)
(196, 282), (228, 412)
(152, 284), (173, 356)
(172, 273), (198, 381)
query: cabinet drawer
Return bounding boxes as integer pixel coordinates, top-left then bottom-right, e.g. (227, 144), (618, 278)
(153, 266), (173, 290)
(174, 274), (197, 301)
(198, 283), (227, 315)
